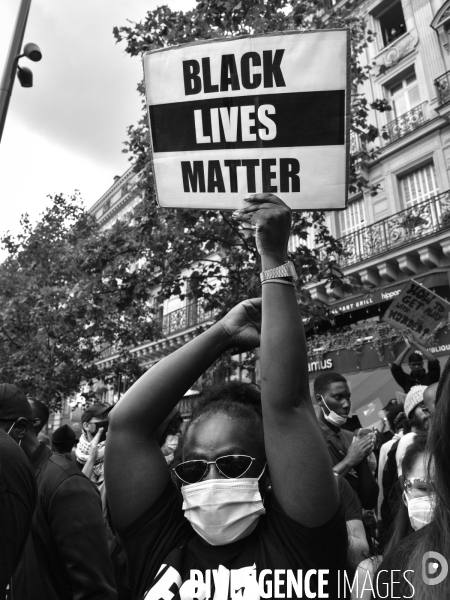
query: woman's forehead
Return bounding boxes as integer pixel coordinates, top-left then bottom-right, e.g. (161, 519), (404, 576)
(183, 412), (262, 459)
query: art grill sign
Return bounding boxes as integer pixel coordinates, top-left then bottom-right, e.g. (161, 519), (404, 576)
(143, 30), (350, 210)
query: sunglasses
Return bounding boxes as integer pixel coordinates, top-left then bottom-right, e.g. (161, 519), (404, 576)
(173, 454), (266, 484)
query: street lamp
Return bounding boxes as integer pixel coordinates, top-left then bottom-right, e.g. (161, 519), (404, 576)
(0, 0), (42, 143)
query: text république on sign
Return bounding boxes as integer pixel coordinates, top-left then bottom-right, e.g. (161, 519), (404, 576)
(143, 30), (350, 210)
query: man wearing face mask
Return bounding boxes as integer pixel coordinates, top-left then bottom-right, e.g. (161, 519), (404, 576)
(390, 335), (440, 393)
(74, 403), (112, 485)
(0, 383), (117, 600)
(315, 372), (379, 510)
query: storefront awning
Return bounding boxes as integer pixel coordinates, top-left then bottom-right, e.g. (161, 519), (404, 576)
(330, 268), (450, 316)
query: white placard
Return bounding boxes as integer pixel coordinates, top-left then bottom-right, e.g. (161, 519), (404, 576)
(143, 30), (350, 210)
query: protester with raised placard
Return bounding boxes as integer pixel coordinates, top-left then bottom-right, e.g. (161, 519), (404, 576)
(105, 194), (349, 600)
(390, 335), (440, 393)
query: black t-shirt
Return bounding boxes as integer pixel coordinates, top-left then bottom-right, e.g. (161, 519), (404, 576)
(337, 475), (362, 522)
(118, 480), (349, 600)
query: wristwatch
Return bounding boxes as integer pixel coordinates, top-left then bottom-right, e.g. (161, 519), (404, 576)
(260, 261), (298, 283)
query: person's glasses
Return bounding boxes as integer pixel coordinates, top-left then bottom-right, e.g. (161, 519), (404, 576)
(173, 455), (265, 484)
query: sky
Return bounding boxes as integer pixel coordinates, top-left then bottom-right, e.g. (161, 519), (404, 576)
(0, 0), (196, 257)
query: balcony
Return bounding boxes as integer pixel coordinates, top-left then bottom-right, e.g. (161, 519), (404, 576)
(331, 190), (450, 269)
(161, 301), (216, 336)
(307, 322), (402, 359)
(435, 70), (450, 106)
(385, 103), (427, 143)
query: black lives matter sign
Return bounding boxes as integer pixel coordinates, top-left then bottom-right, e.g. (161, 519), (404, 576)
(383, 280), (450, 343)
(143, 30), (350, 210)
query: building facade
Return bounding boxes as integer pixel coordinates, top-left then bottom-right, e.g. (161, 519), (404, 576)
(306, 0), (450, 425)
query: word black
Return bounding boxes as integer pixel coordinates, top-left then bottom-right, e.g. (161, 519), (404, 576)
(183, 51), (286, 96)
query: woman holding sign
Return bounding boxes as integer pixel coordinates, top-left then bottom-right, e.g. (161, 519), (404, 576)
(105, 194), (348, 600)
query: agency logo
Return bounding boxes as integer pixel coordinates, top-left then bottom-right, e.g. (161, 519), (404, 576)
(422, 552), (449, 586)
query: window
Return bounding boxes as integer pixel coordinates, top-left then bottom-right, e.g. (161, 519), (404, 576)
(389, 71), (421, 121)
(376, 0), (407, 48)
(288, 229), (315, 253)
(339, 199), (366, 237)
(400, 164), (439, 207)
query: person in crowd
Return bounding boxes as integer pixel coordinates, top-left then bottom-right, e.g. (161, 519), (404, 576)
(395, 385), (430, 477)
(105, 194), (349, 600)
(314, 372), (379, 510)
(0, 383), (117, 599)
(380, 387), (430, 538)
(75, 403), (112, 484)
(390, 335), (440, 393)
(377, 404), (406, 512)
(424, 381), (439, 415)
(353, 433), (429, 600)
(158, 408), (184, 465)
(28, 397), (51, 446)
(51, 424), (77, 454)
(0, 401), (37, 600)
(377, 398), (398, 445)
(372, 431), (434, 598)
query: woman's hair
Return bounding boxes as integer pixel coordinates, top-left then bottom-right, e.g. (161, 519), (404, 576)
(383, 432), (428, 557)
(388, 358), (450, 599)
(175, 381), (264, 464)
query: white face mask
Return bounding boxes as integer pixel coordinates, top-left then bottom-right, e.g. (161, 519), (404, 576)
(405, 495), (435, 531)
(181, 477), (266, 546)
(319, 395), (349, 427)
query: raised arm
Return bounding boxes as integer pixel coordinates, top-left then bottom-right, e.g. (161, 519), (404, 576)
(105, 317), (249, 529)
(393, 336), (411, 366)
(411, 338), (439, 364)
(235, 194), (340, 526)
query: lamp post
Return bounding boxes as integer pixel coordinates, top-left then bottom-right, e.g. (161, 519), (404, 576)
(0, 0), (40, 143)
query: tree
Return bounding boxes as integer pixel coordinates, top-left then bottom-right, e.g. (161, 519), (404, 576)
(0, 193), (161, 409)
(111, 1), (386, 318)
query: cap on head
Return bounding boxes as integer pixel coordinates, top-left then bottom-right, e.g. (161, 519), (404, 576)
(0, 384), (33, 421)
(408, 352), (423, 364)
(81, 403), (112, 424)
(52, 424), (76, 444)
(404, 385), (427, 418)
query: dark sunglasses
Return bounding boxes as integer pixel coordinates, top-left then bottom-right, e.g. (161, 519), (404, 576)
(173, 454), (266, 484)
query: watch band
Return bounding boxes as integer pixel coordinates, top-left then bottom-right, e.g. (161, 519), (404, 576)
(260, 261), (298, 283)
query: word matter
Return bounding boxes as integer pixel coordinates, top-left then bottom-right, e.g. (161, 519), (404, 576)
(181, 158), (300, 194)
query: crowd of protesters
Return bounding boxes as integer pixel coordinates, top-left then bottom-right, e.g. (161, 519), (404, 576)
(0, 194), (449, 600)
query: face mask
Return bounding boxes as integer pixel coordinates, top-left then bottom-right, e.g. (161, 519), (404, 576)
(88, 420), (109, 443)
(405, 495), (435, 530)
(181, 476), (266, 546)
(319, 396), (349, 427)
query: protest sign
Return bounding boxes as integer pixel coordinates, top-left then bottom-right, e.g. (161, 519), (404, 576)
(143, 30), (350, 210)
(382, 280), (450, 343)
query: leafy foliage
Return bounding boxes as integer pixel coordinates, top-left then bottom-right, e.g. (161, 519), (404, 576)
(0, 193), (159, 409)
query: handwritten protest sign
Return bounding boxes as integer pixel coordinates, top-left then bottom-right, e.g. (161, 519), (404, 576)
(382, 280), (450, 343)
(143, 30), (350, 210)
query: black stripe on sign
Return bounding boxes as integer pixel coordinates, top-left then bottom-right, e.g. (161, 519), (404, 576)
(149, 91), (345, 153)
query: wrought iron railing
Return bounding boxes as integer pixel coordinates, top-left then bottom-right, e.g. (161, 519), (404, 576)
(307, 322), (400, 358)
(324, 191), (450, 269)
(435, 71), (450, 106)
(161, 301), (217, 336)
(385, 103), (427, 142)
